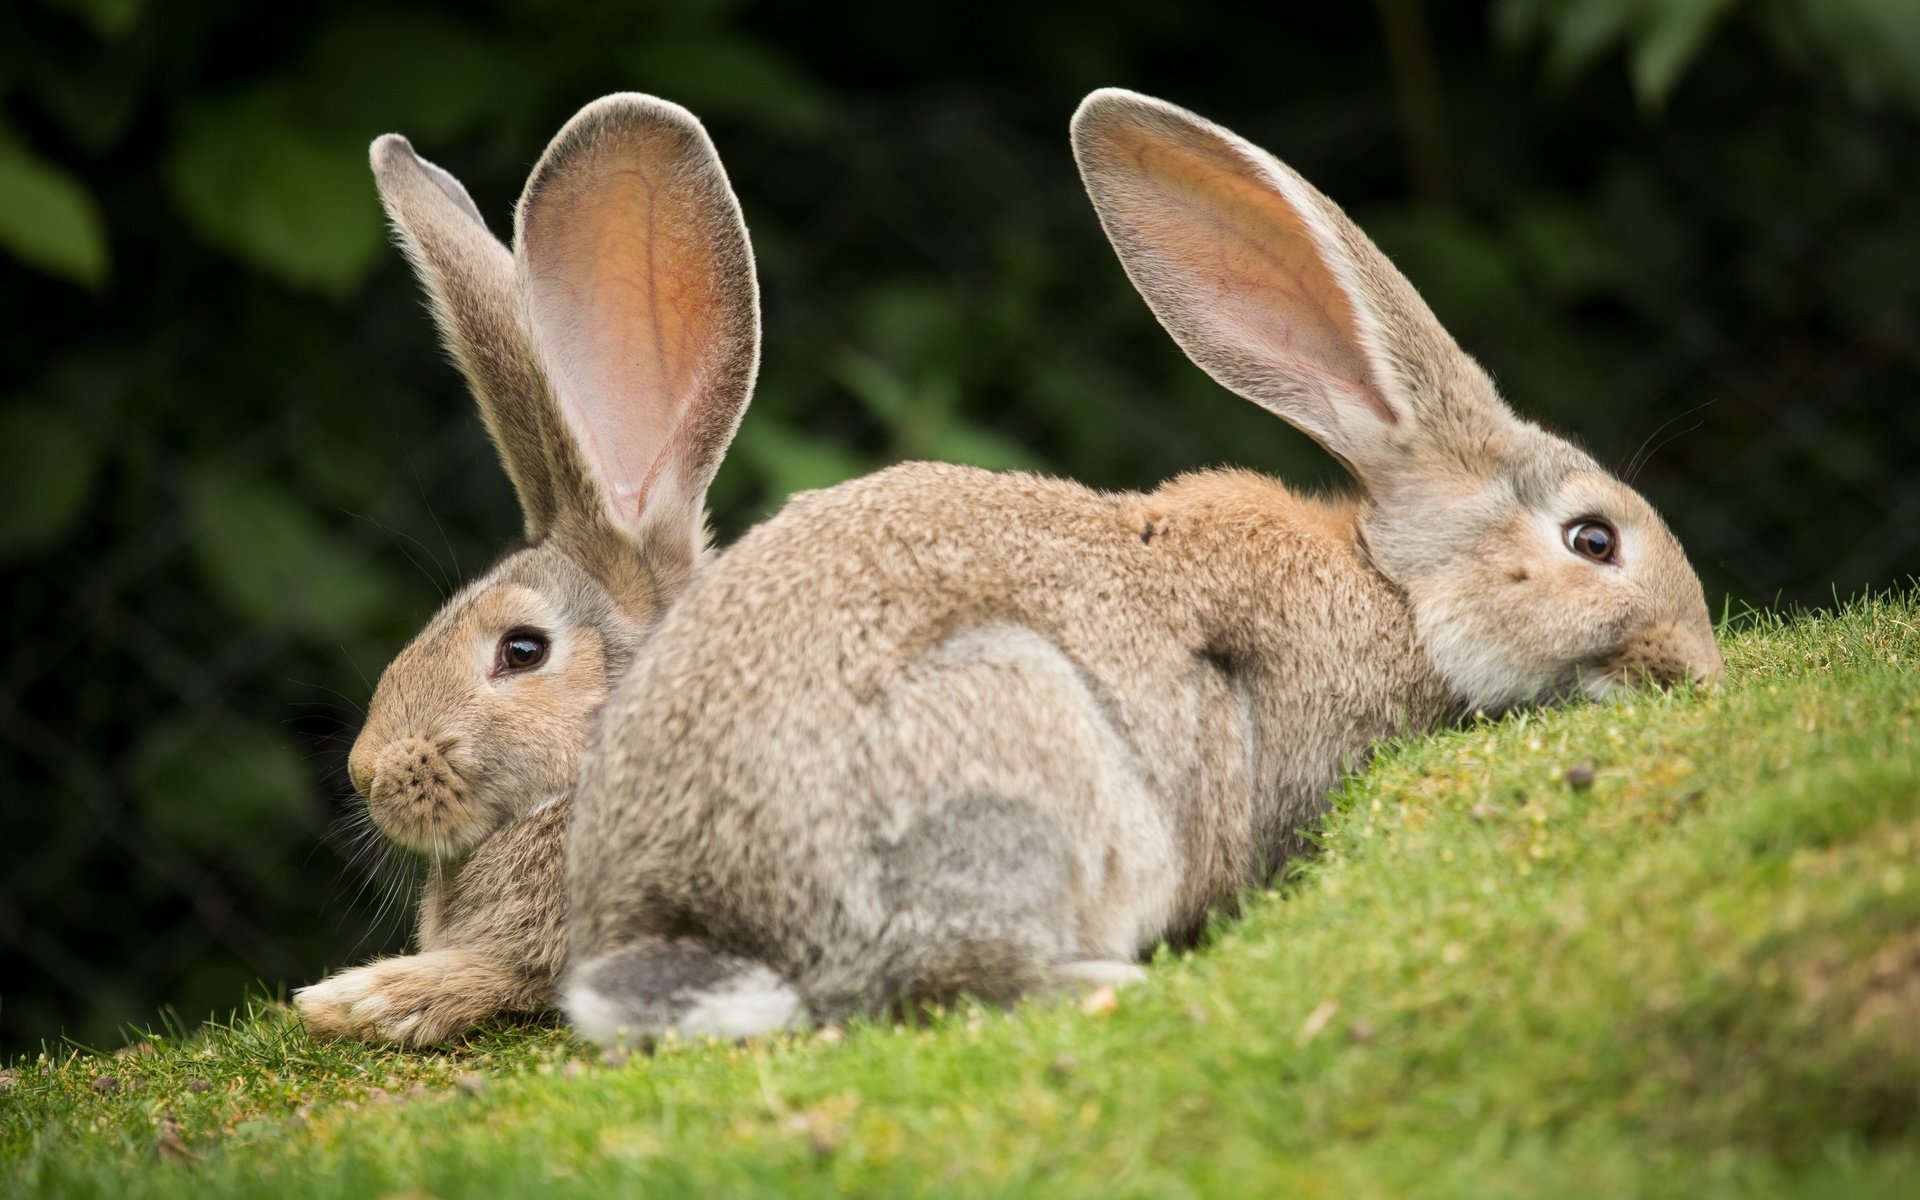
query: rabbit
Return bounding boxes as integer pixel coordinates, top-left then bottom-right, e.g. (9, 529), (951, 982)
(555, 88), (1725, 1046)
(292, 92), (759, 1046)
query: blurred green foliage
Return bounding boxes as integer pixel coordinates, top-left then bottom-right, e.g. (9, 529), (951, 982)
(1, 0), (1915, 1051)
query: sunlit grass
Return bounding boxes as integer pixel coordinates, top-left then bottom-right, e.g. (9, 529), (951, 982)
(6, 591), (1917, 1197)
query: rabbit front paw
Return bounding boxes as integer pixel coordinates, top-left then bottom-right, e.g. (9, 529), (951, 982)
(295, 950), (519, 1047)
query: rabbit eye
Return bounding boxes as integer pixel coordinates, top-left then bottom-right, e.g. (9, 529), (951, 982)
(496, 630), (550, 675)
(1564, 519), (1618, 564)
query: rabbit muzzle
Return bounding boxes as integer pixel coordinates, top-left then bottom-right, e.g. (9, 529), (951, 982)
(359, 734), (487, 856)
(1584, 620), (1726, 698)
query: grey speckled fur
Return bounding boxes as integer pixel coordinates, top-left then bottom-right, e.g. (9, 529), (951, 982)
(294, 93), (759, 1046)
(562, 90), (1723, 1043)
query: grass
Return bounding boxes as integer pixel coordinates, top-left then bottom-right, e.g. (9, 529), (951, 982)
(5, 592), (1917, 1197)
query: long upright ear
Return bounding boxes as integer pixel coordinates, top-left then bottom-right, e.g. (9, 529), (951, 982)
(514, 94), (759, 575)
(371, 135), (563, 539)
(1070, 88), (1505, 485)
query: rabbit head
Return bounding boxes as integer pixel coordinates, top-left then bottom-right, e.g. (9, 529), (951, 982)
(1071, 89), (1722, 712)
(346, 95), (757, 857)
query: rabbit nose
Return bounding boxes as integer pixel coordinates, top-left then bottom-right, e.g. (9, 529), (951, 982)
(362, 735), (477, 852)
(1607, 621), (1724, 692)
(1677, 622), (1726, 689)
(346, 734), (377, 799)
(375, 737), (454, 803)
(1694, 648), (1726, 689)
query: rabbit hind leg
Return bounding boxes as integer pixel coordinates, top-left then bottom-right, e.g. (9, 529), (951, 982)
(564, 938), (805, 1047)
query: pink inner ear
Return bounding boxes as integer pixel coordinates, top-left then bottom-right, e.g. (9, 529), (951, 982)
(523, 146), (720, 527)
(1119, 131), (1395, 427)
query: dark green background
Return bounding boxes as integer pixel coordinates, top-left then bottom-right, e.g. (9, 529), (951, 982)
(3, 0), (1916, 1052)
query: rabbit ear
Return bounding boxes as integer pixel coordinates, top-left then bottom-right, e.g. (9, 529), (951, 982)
(1071, 89), (1507, 486)
(371, 135), (564, 539)
(514, 94), (759, 575)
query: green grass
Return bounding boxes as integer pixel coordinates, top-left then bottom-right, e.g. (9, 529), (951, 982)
(7, 593), (1918, 1197)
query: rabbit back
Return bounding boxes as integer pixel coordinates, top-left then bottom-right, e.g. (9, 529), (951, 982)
(563, 88), (1721, 1042)
(568, 461), (1442, 1013)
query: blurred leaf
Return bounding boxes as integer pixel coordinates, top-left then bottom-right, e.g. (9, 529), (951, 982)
(1509, 201), (1624, 297)
(1495, 0), (1635, 80)
(834, 350), (919, 428)
(1826, 208), (1920, 331)
(296, 12), (509, 144)
(0, 139), (109, 286)
(1504, 0), (1920, 114)
(732, 419), (867, 500)
(1630, 0), (1740, 107)
(164, 93), (384, 296)
(188, 472), (390, 638)
(132, 718), (308, 854)
(0, 400), (101, 555)
(1368, 211), (1522, 323)
(36, 0), (143, 37)
(1769, 0), (1920, 116)
(1497, 0), (1740, 104)
(855, 281), (967, 372)
(628, 35), (833, 132)
(1491, 0), (1541, 46)
(26, 45), (147, 153)
(833, 355), (1046, 470)
(918, 418), (1047, 472)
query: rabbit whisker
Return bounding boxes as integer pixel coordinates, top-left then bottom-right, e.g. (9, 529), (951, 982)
(345, 505), (453, 601)
(337, 644), (375, 695)
(1623, 398), (1715, 484)
(284, 678), (369, 720)
(411, 456), (464, 584)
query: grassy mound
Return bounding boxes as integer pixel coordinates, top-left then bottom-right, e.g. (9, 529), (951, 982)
(6, 593), (1917, 1197)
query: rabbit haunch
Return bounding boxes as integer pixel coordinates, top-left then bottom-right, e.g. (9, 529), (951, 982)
(561, 89), (1722, 1045)
(294, 93), (759, 1046)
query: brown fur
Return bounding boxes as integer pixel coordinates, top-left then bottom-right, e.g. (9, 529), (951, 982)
(295, 806), (569, 1041)
(561, 90), (1724, 1043)
(566, 463), (1447, 1026)
(294, 94), (759, 1046)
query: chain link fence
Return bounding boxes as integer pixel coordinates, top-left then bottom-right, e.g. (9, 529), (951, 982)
(5, 44), (1917, 1053)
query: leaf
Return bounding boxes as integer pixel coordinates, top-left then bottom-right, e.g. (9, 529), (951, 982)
(132, 718), (309, 854)
(36, 0), (144, 38)
(1491, 0), (1548, 49)
(1771, 0), (1920, 116)
(1538, 0), (1636, 82)
(627, 35), (833, 133)
(187, 472), (390, 638)
(1367, 211), (1522, 323)
(732, 419), (868, 500)
(0, 400), (102, 555)
(1509, 200), (1625, 297)
(1496, 0), (1745, 104)
(833, 350), (919, 428)
(294, 12), (509, 144)
(831, 355), (1046, 471)
(0, 139), (109, 286)
(1630, 0), (1741, 108)
(164, 92), (385, 295)
(919, 419), (1047, 473)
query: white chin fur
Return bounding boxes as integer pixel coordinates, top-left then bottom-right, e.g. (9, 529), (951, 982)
(1422, 621), (1550, 713)
(1579, 670), (1625, 702)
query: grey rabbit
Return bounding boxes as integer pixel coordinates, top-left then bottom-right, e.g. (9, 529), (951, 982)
(559, 89), (1723, 1044)
(296, 93), (758, 1045)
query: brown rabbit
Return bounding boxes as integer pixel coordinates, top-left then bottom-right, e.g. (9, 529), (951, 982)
(293, 93), (758, 1045)
(559, 89), (1724, 1044)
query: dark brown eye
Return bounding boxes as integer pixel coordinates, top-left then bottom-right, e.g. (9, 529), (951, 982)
(496, 630), (549, 675)
(1564, 519), (1618, 563)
